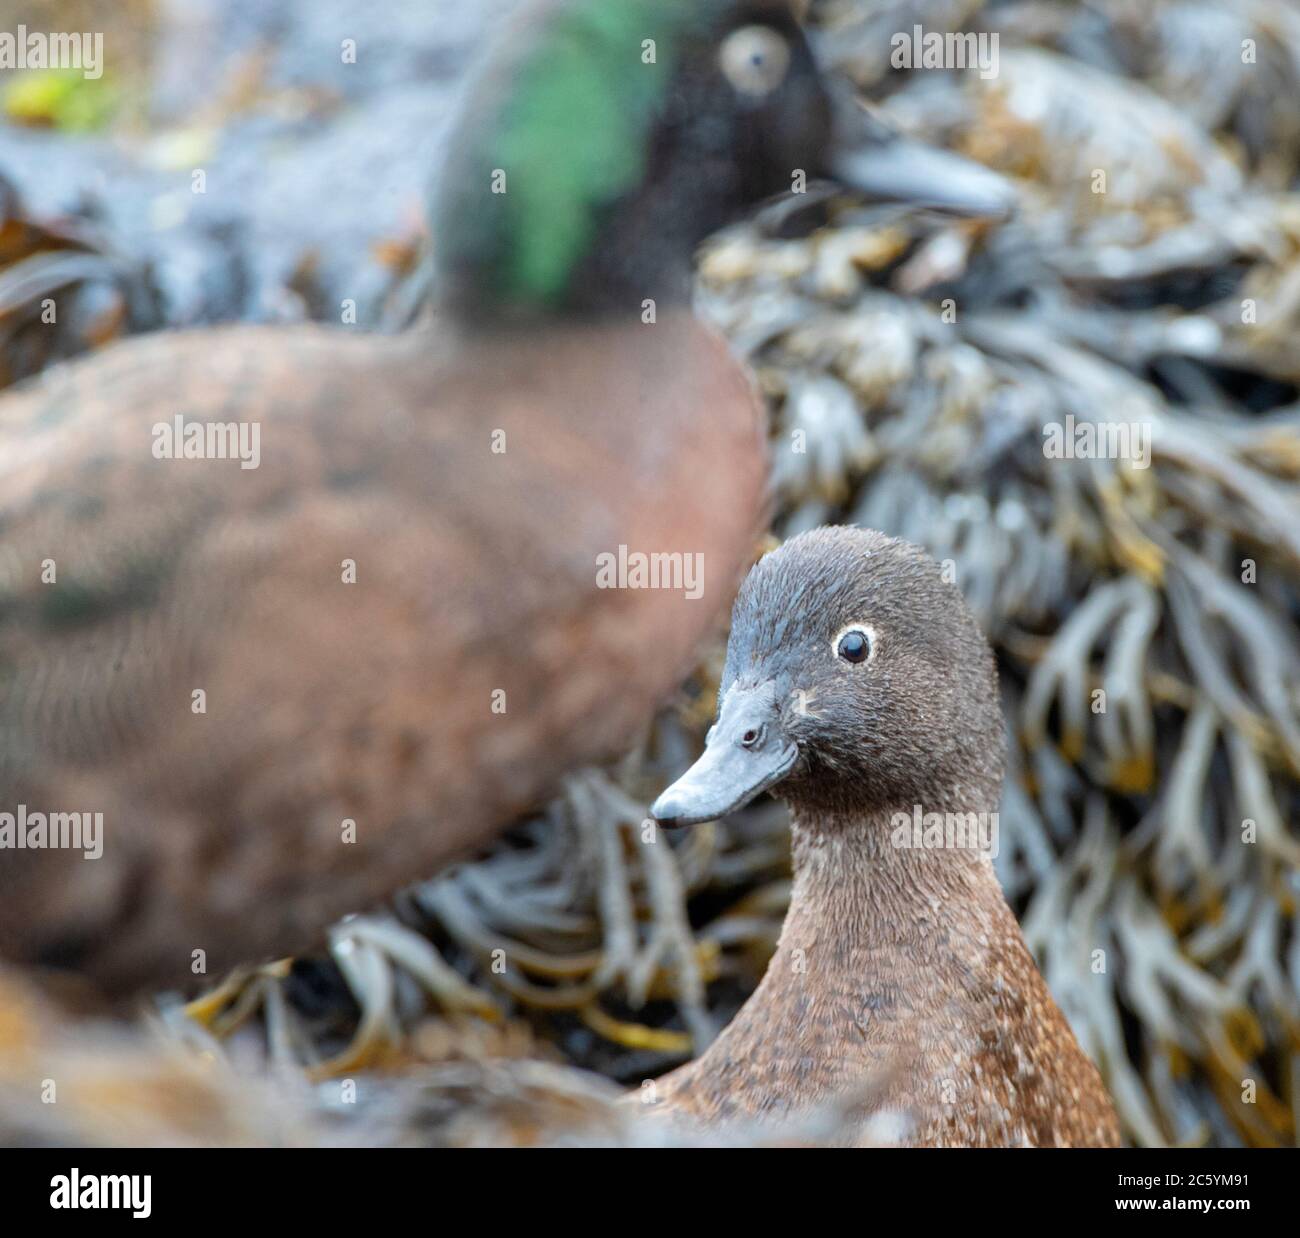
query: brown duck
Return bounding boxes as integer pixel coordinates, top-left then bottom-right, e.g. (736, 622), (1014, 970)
(0, 1), (1014, 999)
(650, 526), (1120, 1147)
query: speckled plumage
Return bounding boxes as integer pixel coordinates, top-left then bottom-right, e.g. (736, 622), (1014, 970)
(651, 527), (1121, 1146)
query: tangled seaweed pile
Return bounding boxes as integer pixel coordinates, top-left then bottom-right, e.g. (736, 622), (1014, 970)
(5, 0), (1297, 1146)
(0, 169), (156, 386)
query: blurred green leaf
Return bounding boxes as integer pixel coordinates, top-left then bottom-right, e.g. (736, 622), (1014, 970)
(3, 67), (116, 131)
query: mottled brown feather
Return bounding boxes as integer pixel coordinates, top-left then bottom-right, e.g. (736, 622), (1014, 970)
(0, 313), (766, 996)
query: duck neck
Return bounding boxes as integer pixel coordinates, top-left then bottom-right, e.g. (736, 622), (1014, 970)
(784, 796), (1011, 963)
(661, 791), (1029, 1119)
(432, 111), (710, 326)
(436, 228), (697, 328)
(659, 790), (1117, 1145)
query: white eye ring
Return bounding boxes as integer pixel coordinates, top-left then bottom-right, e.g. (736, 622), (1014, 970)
(718, 25), (792, 99)
(832, 623), (877, 665)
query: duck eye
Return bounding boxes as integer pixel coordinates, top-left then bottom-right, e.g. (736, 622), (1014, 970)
(718, 26), (791, 99)
(835, 628), (873, 664)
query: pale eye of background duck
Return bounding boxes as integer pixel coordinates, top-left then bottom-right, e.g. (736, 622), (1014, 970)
(718, 26), (792, 99)
(832, 624), (877, 665)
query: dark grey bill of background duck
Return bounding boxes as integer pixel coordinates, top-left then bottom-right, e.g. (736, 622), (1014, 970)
(0, 0), (518, 331)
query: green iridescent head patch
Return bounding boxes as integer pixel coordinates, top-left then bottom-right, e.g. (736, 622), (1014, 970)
(436, 0), (716, 310)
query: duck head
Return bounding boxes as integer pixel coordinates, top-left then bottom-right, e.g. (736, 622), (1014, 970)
(434, 0), (1015, 321)
(652, 526), (1004, 825)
